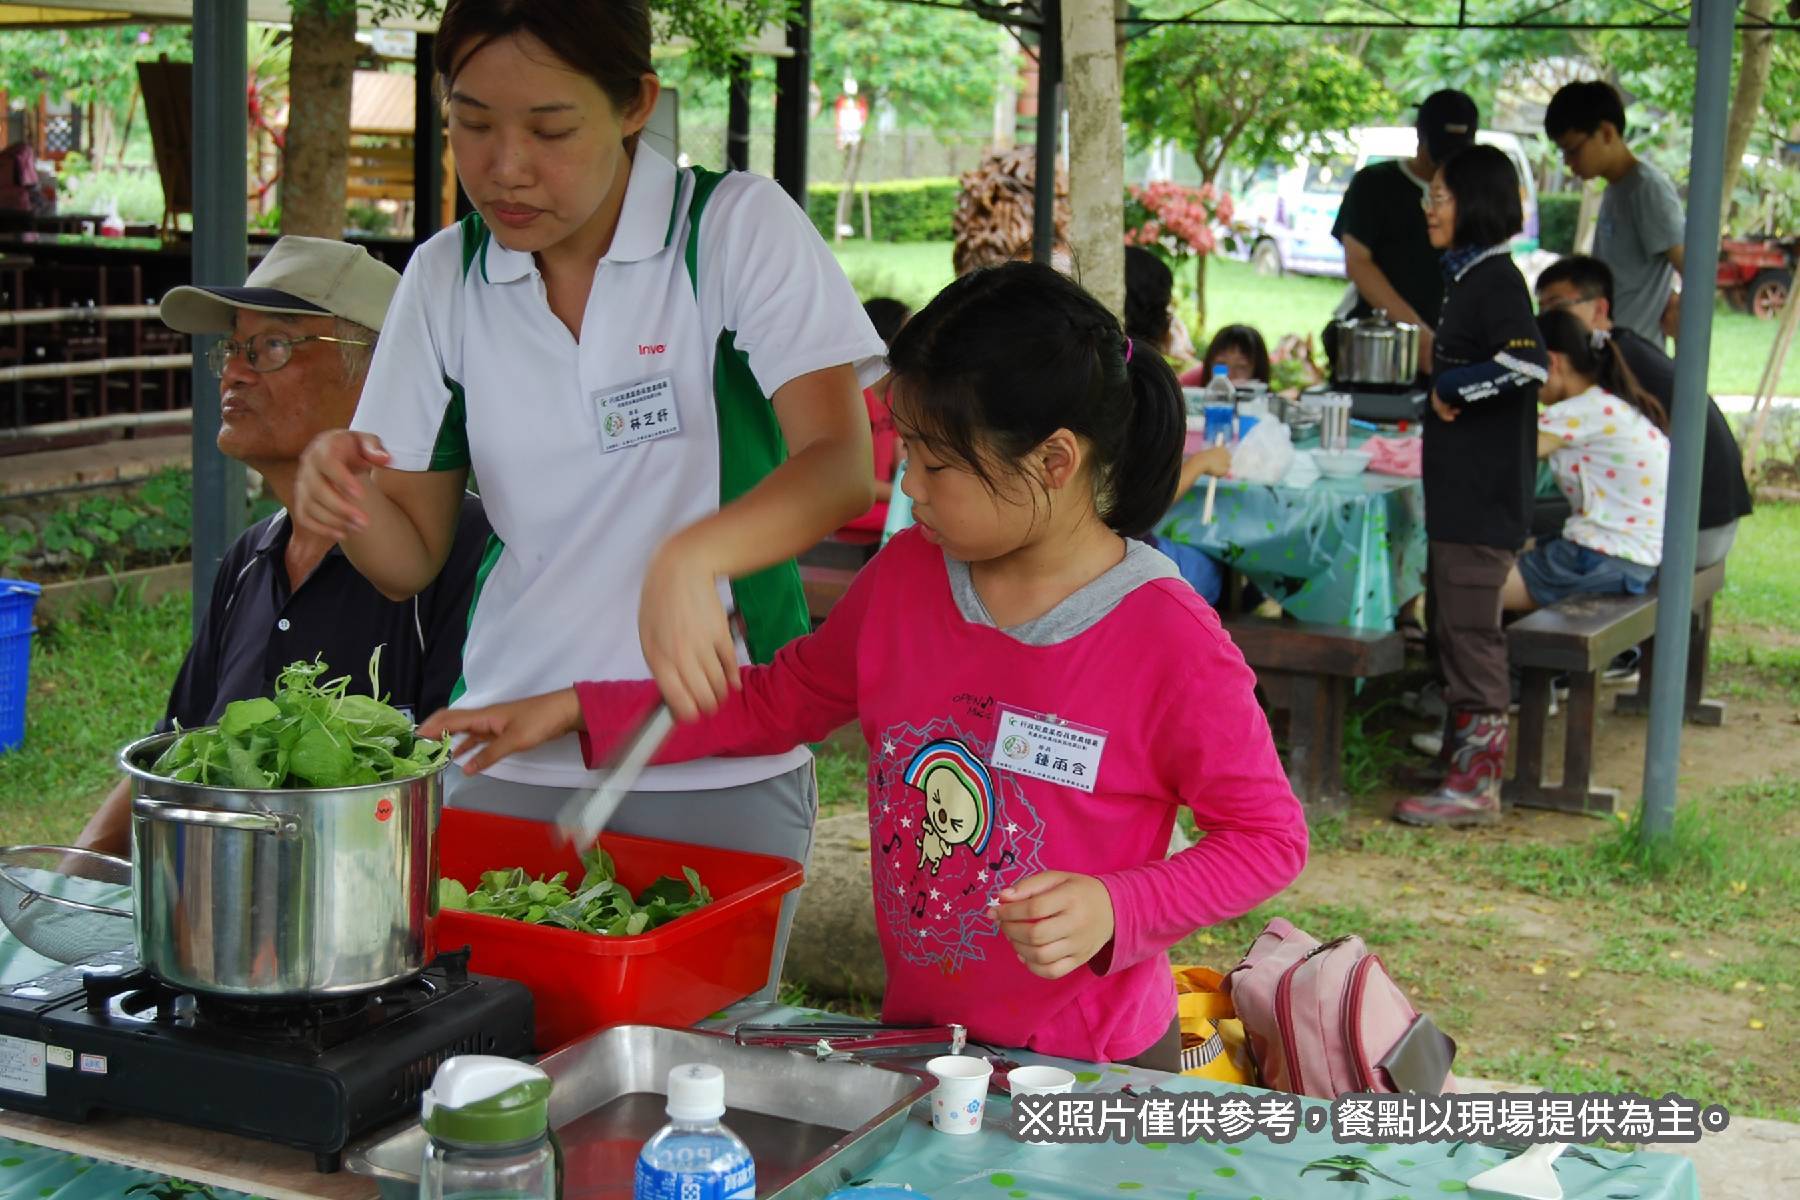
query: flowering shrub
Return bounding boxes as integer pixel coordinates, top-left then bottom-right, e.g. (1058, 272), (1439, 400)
(1124, 182), (1235, 259)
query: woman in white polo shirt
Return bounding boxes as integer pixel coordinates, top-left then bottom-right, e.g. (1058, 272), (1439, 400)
(294, 0), (885, 999)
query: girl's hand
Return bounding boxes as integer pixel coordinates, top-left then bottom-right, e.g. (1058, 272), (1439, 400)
(419, 689), (582, 775)
(1195, 446), (1232, 478)
(295, 429), (390, 539)
(1430, 390), (1459, 423)
(639, 533), (740, 722)
(989, 871), (1116, 980)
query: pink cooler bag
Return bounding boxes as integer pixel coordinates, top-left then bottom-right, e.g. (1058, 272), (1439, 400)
(1222, 917), (1458, 1099)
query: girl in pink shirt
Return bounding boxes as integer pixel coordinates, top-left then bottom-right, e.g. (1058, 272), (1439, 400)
(424, 263), (1307, 1067)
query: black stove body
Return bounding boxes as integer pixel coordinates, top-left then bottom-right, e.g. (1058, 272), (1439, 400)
(0, 947), (534, 1172)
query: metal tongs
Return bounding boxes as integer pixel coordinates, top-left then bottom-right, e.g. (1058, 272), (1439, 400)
(555, 703), (675, 847)
(734, 1020), (968, 1059)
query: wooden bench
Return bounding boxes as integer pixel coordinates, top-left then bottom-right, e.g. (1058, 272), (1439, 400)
(795, 530), (881, 624)
(799, 563), (857, 624)
(1505, 561), (1726, 816)
(1224, 616), (1405, 812)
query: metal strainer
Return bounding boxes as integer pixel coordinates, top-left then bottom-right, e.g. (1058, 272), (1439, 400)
(0, 845), (133, 963)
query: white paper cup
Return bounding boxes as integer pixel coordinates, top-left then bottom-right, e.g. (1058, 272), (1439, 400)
(1006, 1065), (1076, 1096)
(925, 1054), (993, 1135)
(1006, 1065), (1076, 1145)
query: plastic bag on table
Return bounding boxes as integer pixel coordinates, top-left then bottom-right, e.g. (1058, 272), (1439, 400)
(1229, 418), (1295, 485)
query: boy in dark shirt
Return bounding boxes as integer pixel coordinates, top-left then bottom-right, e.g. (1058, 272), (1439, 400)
(1332, 89), (1478, 373)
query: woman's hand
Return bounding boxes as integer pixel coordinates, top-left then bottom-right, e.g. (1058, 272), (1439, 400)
(989, 871), (1116, 980)
(418, 689), (582, 775)
(639, 533), (739, 722)
(1430, 390), (1459, 423)
(295, 430), (390, 539)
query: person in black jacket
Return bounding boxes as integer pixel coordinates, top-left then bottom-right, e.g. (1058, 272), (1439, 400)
(1395, 146), (1550, 830)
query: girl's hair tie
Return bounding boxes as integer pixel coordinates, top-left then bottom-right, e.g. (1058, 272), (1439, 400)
(1590, 327), (1611, 352)
(1123, 336), (1134, 363)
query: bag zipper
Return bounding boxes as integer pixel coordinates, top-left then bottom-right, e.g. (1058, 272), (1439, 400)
(1274, 956), (1308, 1095)
(1343, 953), (1383, 1092)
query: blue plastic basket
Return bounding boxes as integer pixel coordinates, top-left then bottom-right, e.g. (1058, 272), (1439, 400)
(0, 579), (42, 754)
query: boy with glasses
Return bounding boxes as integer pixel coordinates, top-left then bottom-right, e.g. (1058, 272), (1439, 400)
(1544, 81), (1686, 346)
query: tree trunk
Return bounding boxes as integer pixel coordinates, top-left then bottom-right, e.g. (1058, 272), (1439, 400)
(1193, 251), (1207, 337)
(1060, 0), (1125, 321)
(1575, 177), (1603, 254)
(991, 25), (1017, 154)
(1720, 0), (1777, 224)
(282, 0), (357, 239)
(833, 136), (864, 242)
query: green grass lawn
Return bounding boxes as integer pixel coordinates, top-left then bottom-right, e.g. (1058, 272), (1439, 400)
(0, 591), (192, 844)
(829, 240), (1800, 397)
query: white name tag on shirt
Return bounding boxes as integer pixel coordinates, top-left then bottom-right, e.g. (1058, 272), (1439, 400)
(989, 706), (1107, 793)
(595, 373), (681, 453)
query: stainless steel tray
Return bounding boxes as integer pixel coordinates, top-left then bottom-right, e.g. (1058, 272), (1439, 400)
(346, 1024), (934, 1200)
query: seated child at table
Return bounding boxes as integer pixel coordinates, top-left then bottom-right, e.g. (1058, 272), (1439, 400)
(1179, 324), (1272, 387)
(1148, 448), (1232, 605)
(1503, 307), (1669, 611)
(424, 262), (1308, 1069)
(840, 297), (910, 536)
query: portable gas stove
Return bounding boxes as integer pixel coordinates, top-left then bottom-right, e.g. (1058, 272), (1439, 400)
(0, 946), (534, 1172)
(1304, 382), (1430, 426)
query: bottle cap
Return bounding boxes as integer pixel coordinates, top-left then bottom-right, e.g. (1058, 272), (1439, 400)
(421, 1056), (552, 1146)
(1212, 364), (1229, 376)
(666, 1062), (726, 1122)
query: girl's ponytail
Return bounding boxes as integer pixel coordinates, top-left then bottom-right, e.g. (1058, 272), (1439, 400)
(1593, 332), (1669, 433)
(1102, 335), (1184, 538)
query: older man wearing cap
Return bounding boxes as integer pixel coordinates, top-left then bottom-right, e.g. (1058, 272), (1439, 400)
(1330, 89), (1480, 373)
(74, 236), (493, 854)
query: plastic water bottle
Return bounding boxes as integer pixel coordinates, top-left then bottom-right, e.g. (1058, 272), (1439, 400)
(1205, 363), (1238, 442)
(633, 1064), (754, 1200)
(419, 1056), (557, 1200)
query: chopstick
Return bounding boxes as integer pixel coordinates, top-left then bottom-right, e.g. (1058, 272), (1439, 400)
(1201, 433), (1225, 525)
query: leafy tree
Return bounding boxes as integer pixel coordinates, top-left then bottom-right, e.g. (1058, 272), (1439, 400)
(1122, 15), (1389, 326)
(280, 0), (793, 238)
(805, 0), (997, 235)
(0, 25), (192, 162)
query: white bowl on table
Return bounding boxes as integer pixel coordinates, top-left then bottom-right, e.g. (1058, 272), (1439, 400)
(1312, 448), (1372, 478)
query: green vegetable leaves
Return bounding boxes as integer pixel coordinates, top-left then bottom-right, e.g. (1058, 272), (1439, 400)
(148, 651), (452, 789)
(439, 850), (711, 936)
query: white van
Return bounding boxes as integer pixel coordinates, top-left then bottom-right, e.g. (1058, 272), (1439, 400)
(1234, 127), (1541, 277)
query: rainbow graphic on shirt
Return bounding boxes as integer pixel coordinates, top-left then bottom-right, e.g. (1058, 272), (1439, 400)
(903, 739), (996, 860)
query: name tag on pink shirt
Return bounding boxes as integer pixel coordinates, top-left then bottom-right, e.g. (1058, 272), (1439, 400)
(990, 707), (1107, 793)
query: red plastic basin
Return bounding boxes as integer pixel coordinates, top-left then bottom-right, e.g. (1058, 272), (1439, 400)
(433, 807), (804, 1052)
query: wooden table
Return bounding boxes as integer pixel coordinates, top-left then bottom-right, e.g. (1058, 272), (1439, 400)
(0, 1109), (376, 1200)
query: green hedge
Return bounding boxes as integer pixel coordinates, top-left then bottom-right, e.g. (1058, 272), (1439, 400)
(1538, 192), (1582, 255)
(806, 178), (959, 243)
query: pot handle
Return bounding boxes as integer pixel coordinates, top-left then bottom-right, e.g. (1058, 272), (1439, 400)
(133, 796), (297, 836)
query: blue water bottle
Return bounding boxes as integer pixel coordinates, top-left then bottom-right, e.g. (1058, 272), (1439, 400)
(633, 1064), (754, 1200)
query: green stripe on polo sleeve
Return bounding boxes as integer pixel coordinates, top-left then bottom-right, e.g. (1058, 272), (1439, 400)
(429, 375), (471, 470)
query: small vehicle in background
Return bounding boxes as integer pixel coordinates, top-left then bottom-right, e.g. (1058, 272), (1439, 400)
(1716, 236), (1796, 319)
(1232, 126), (1541, 278)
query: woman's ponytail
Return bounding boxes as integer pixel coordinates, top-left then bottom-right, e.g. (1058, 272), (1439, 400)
(1102, 335), (1184, 538)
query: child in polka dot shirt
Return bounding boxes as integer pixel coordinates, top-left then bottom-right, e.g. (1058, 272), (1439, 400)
(1502, 307), (1671, 612)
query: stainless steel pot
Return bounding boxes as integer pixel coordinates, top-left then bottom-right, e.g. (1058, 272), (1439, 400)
(1334, 309), (1421, 386)
(119, 731), (443, 999)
